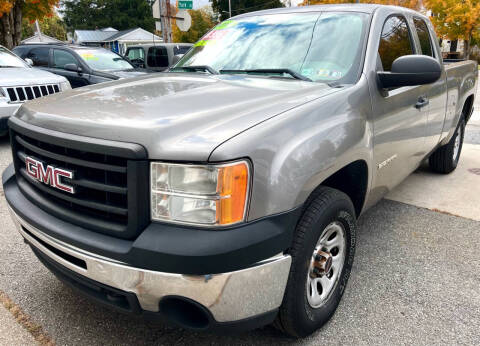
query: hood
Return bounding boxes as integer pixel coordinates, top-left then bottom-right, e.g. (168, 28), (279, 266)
(14, 73), (341, 161)
(0, 67), (67, 87)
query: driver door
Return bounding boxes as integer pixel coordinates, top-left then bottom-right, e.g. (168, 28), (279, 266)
(370, 14), (429, 196)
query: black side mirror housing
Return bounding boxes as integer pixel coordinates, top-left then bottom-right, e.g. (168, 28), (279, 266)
(64, 63), (82, 74)
(377, 55), (441, 89)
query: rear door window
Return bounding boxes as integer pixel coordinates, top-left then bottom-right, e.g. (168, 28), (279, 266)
(378, 15), (414, 71)
(413, 17), (434, 57)
(173, 45), (191, 55)
(147, 47), (169, 68)
(26, 47), (50, 67)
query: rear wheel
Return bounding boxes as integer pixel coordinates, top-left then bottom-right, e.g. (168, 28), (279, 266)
(429, 118), (465, 174)
(275, 187), (356, 338)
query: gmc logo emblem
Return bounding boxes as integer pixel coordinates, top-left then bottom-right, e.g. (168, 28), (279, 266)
(25, 157), (75, 194)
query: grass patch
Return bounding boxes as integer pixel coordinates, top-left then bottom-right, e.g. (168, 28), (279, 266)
(0, 291), (55, 346)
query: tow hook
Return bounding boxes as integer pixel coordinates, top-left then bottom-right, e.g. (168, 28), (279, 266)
(310, 250), (333, 278)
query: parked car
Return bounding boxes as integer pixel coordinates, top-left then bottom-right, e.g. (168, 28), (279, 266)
(2, 4), (478, 338)
(13, 44), (147, 88)
(125, 43), (193, 71)
(0, 45), (70, 136)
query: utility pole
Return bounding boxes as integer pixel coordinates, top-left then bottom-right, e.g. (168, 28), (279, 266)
(159, 0), (172, 43)
(228, 0), (231, 18)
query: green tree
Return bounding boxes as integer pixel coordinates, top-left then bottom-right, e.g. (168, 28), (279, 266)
(212, 0), (284, 21)
(22, 15), (67, 41)
(173, 7), (216, 43)
(60, 0), (155, 32)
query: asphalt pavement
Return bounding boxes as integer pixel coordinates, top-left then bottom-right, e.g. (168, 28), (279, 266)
(0, 96), (479, 345)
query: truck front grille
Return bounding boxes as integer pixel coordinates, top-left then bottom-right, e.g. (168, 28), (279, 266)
(10, 122), (149, 239)
(2, 84), (61, 103)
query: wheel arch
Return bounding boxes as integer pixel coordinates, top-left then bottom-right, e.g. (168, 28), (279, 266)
(302, 160), (369, 218)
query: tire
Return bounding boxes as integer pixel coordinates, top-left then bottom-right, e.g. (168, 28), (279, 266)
(429, 118), (465, 174)
(274, 186), (356, 338)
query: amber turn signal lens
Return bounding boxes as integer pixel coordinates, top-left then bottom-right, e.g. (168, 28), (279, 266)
(217, 162), (249, 225)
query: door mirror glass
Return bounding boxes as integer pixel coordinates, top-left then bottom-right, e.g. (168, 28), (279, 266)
(377, 55), (441, 89)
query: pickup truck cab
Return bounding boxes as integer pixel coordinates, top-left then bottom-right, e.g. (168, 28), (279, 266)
(0, 45), (70, 136)
(2, 4), (477, 337)
(13, 44), (147, 88)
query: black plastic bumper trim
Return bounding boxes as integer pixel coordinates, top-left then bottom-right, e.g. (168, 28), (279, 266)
(4, 164), (302, 275)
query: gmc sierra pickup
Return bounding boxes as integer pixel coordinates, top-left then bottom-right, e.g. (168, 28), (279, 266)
(2, 4), (477, 338)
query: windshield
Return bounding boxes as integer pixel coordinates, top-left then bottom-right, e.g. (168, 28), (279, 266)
(175, 12), (369, 83)
(0, 46), (28, 68)
(75, 48), (134, 71)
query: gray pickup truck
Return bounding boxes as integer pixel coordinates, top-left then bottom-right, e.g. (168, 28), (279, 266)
(2, 4), (477, 338)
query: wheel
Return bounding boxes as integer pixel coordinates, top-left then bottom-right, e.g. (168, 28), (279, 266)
(274, 186), (356, 338)
(429, 118), (465, 174)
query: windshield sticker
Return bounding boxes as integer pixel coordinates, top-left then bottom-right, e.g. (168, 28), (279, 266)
(214, 20), (238, 30)
(317, 69), (343, 79)
(195, 29), (230, 47)
(80, 53), (99, 61)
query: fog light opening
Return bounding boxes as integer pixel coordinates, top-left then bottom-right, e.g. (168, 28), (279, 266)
(160, 297), (210, 330)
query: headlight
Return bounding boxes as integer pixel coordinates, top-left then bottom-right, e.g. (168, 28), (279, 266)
(151, 160), (250, 226)
(60, 81), (71, 91)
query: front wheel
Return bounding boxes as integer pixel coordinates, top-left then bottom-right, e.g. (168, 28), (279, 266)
(429, 118), (465, 174)
(275, 187), (356, 338)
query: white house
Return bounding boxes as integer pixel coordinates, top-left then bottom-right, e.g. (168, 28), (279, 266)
(73, 27), (162, 55)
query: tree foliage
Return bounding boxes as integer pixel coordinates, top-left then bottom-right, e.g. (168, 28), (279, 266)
(0, 0), (58, 48)
(172, 7), (216, 43)
(60, 0), (155, 32)
(212, 0), (285, 21)
(424, 0), (480, 58)
(21, 14), (67, 41)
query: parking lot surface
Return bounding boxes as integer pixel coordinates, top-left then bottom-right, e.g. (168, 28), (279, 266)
(0, 92), (479, 345)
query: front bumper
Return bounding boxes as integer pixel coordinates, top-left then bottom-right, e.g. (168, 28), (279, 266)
(3, 164), (297, 328)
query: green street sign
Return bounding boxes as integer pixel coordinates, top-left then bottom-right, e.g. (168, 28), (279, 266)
(178, 1), (193, 9)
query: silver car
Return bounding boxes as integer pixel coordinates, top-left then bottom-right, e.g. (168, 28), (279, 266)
(0, 45), (70, 135)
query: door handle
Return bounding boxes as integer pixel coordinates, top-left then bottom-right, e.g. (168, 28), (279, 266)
(415, 96), (429, 109)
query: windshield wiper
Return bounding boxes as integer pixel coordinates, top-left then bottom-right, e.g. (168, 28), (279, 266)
(173, 65), (219, 75)
(220, 68), (312, 82)
(0, 65), (18, 68)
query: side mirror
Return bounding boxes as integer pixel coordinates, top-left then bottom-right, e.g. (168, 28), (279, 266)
(64, 63), (82, 74)
(377, 55), (441, 89)
(24, 58), (33, 66)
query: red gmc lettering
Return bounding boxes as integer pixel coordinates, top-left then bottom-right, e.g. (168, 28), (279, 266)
(25, 157), (74, 194)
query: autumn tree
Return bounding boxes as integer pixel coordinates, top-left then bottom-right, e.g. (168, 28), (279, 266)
(0, 0), (58, 49)
(172, 6), (216, 43)
(424, 0), (480, 58)
(22, 14), (67, 41)
(298, 0), (421, 10)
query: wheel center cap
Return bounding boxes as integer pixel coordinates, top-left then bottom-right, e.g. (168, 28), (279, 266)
(311, 250), (333, 278)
